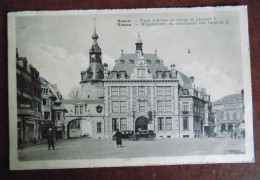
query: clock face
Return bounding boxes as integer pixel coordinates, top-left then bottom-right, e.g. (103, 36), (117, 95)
(91, 54), (95, 58)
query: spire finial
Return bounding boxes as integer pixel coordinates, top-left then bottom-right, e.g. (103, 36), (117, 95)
(155, 49), (157, 55)
(92, 18), (98, 40)
(121, 49), (123, 55)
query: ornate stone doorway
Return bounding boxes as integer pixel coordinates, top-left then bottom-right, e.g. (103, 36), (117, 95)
(135, 116), (149, 132)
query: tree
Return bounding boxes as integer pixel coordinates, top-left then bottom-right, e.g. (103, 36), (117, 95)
(68, 86), (81, 99)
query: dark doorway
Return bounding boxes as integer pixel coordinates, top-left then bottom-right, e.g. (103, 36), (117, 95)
(135, 116), (149, 133)
(228, 124), (233, 133)
(221, 124), (226, 133)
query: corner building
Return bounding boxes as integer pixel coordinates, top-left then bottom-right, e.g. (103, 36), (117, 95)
(102, 34), (213, 139)
(65, 30), (213, 139)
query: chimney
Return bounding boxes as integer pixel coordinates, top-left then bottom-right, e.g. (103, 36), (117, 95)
(170, 64), (177, 78)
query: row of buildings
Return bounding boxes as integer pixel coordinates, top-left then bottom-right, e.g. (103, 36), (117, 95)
(16, 28), (245, 145)
(16, 48), (67, 146)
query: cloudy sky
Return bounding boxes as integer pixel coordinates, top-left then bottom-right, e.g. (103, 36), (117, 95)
(15, 9), (243, 101)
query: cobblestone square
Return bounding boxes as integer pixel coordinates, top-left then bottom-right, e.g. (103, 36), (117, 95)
(18, 138), (245, 161)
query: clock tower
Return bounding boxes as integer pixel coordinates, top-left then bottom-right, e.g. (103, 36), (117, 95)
(80, 27), (104, 99)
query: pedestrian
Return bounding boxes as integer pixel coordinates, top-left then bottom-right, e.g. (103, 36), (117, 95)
(115, 129), (122, 148)
(47, 128), (55, 150)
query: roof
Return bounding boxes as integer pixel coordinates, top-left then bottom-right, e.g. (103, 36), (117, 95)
(53, 104), (68, 112)
(213, 94), (243, 105)
(106, 53), (170, 79)
(82, 62), (104, 81)
(177, 71), (193, 88)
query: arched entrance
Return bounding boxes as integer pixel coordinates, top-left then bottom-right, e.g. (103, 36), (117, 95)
(135, 116), (149, 132)
(228, 124), (233, 133)
(67, 119), (93, 139)
(221, 124), (226, 133)
(67, 119), (81, 139)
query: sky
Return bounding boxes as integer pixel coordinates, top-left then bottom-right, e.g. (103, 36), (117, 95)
(15, 10), (244, 101)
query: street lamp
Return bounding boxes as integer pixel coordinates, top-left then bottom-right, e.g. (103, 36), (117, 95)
(133, 107), (136, 133)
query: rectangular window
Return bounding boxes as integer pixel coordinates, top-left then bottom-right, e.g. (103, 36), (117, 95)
(137, 69), (141, 78)
(112, 101), (119, 113)
(165, 86), (171, 96)
(165, 117), (172, 130)
(182, 102), (189, 112)
(119, 87), (126, 96)
(157, 101), (164, 112)
(97, 122), (102, 133)
(111, 87), (118, 96)
(120, 118), (127, 131)
(158, 117), (164, 130)
(80, 106), (83, 114)
(75, 106), (79, 114)
(183, 117), (189, 130)
(112, 118), (119, 131)
(157, 86), (163, 96)
(44, 112), (50, 120)
(43, 99), (46, 105)
(138, 86), (145, 96)
(120, 101), (127, 112)
(56, 112), (61, 120)
(165, 100), (172, 112)
(139, 101), (145, 112)
(142, 69), (145, 77)
(42, 99), (50, 106)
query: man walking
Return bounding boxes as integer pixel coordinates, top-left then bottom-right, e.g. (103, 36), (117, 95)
(47, 128), (55, 150)
(115, 129), (122, 148)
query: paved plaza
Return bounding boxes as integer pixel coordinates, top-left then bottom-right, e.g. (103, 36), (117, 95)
(18, 138), (245, 161)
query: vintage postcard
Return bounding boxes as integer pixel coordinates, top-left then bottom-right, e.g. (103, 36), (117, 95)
(8, 6), (254, 170)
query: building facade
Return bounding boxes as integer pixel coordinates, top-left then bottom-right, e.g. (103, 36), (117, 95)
(40, 77), (67, 139)
(16, 49), (42, 145)
(213, 92), (244, 137)
(63, 29), (214, 139)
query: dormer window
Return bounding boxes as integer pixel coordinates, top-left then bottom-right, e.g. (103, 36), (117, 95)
(157, 71), (163, 78)
(120, 71), (126, 79)
(112, 71), (118, 79)
(120, 60), (124, 64)
(146, 60), (151, 64)
(130, 60), (134, 64)
(138, 59), (144, 65)
(165, 71), (170, 78)
(137, 68), (146, 78)
(156, 60), (160, 64)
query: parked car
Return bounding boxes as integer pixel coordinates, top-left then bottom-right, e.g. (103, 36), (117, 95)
(133, 130), (156, 141)
(112, 130), (134, 141)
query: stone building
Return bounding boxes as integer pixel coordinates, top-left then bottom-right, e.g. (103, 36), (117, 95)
(63, 29), (214, 139)
(213, 92), (244, 137)
(62, 27), (105, 139)
(103, 34), (213, 139)
(16, 49), (42, 145)
(40, 77), (67, 139)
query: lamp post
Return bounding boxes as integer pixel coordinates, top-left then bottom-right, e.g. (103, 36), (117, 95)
(133, 107), (136, 133)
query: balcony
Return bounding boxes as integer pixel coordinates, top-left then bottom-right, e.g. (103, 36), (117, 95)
(17, 108), (41, 118)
